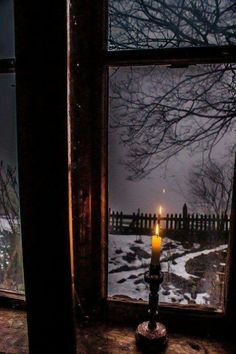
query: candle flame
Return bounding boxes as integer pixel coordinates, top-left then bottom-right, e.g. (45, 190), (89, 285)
(159, 206), (162, 215)
(155, 223), (159, 236)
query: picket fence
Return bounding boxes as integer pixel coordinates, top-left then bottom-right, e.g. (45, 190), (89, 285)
(109, 204), (230, 235)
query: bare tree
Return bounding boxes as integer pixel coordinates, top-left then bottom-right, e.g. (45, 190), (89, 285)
(0, 161), (24, 291)
(186, 158), (233, 214)
(109, 0), (236, 50)
(110, 64), (236, 179)
(108, 1), (236, 180)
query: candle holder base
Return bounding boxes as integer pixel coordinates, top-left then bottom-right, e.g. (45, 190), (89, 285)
(136, 321), (167, 352)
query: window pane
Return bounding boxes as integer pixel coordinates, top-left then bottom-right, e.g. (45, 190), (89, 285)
(0, 0), (15, 59)
(108, 0), (236, 50)
(108, 64), (235, 310)
(0, 74), (24, 292)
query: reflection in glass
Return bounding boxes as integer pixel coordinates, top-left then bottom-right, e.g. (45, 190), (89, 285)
(0, 0), (15, 59)
(108, 0), (236, 50)
(108, 64), (235, 310)
(0, 74), (24, 292)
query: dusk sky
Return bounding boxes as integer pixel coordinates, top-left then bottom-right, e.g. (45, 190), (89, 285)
(1, 0), (235, 217)
(0, 0), (15, 59)
(0, 74), (17, 168)
(108, 66), (236, 215)
(0, 0), (17, 169)
(109, 127), (234, 215)
(107, 1), (236, 214)
(109, 126), (187, 214)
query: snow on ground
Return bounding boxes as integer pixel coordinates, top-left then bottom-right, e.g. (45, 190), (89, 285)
(0, 217), (11, 232)
(108, 234), (227, 308)
(170, 244), (228, 280)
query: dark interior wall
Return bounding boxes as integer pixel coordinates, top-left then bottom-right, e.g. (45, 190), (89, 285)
(14, 2), (76, 353)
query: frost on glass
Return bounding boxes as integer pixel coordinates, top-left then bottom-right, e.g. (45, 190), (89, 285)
(0, 74), (24, 292)
(108, 64), (235, 310)
(108, 0), (236, 50)
(0, 0), (15, 59)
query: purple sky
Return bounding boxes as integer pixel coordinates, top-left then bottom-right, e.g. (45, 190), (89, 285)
(0, 0), (17, 169)
(108, 66), (236, 215)
(109, 127), (235, 215)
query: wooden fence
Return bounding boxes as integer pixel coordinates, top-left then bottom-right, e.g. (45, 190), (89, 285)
(109, 204), (230, 235)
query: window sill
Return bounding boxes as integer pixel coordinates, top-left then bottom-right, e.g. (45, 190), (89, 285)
(76, 318), (236, 354)
(0, 290), (25, 310)
(0, 307), (235, 354)
(0, 307), (28, 353)
(106, 298), (233, 339)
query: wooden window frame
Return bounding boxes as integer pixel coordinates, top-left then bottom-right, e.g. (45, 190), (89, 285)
(0, 36), (25, 305)
(0, 59), (15, 74)
(69, 0), (236, 338)
(1, 1), (77, 353)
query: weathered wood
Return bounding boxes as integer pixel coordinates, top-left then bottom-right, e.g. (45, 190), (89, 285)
(225, 154), (236, 322)
(76, 320), (236, 354)
(0, 289), (25, 309)
(109, 207), (230, 235)
(15, 1), (76, 352)
(0, 58), (15, 73)
(106, 45), (236, 67)
(69, 0), (108, 314)
(0, 308), (235, 354)
(0, 309), (28, 353)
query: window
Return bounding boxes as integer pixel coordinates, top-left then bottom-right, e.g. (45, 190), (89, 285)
(107, 0), (236, 314)
(11, 2), (76, 352)
(108, 63), (234, 311)
(0, 0), (24, 296)
(109, 0), (236, 50)
(69, 0), (236, 331)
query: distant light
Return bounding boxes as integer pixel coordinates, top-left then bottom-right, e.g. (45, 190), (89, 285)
(155, 224), (160, 236)
(162, 188), (166, 194)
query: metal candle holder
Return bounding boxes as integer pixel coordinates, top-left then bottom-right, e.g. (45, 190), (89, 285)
(136, 263), (167, 351)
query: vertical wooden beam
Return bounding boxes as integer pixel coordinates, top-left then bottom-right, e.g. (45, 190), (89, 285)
(225, 154), (236, 325)
(14, 1), (76, 353)
(69, 0), (108, 315)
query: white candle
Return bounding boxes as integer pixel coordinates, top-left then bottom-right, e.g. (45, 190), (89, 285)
(151, 224), (162, 265)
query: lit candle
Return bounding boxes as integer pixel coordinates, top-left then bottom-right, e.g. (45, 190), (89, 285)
(159, 206), (162, 215)
(151, 224), (162, 265)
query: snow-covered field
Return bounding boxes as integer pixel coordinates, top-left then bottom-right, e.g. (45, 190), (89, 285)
(0, 216), (228, 308)
(0, 217), (11, 232)
(108, 234), (227, 309)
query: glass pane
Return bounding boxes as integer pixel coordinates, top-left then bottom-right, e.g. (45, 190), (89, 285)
(0, 0), (15, 59)
(0, 74), (24, 292)
(108, 64), (235, 310)
(108, 0), (236, 50)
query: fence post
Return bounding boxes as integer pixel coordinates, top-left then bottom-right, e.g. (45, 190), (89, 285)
(111, 211), (115, 233)
(200, 214), (203, 231)
(166, 214), (169, 230)
(153, 213), (157, 230)
(120, 211), (123, 233)
(204, 214), (207, 231)
(115, 211), (119, 232)
(136, 208), (140, 231)
(182, 203), (188, 231)
(170, 214), (173, 229)
(148, 213), (152, 231)
(108, 208), (111, 232)
(144, 213), (148, 233)
(195, 214), (199, 231)
(140, 213), (143, 233)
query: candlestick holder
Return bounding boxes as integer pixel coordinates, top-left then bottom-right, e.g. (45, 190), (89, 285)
(135, 264), (167, 351)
